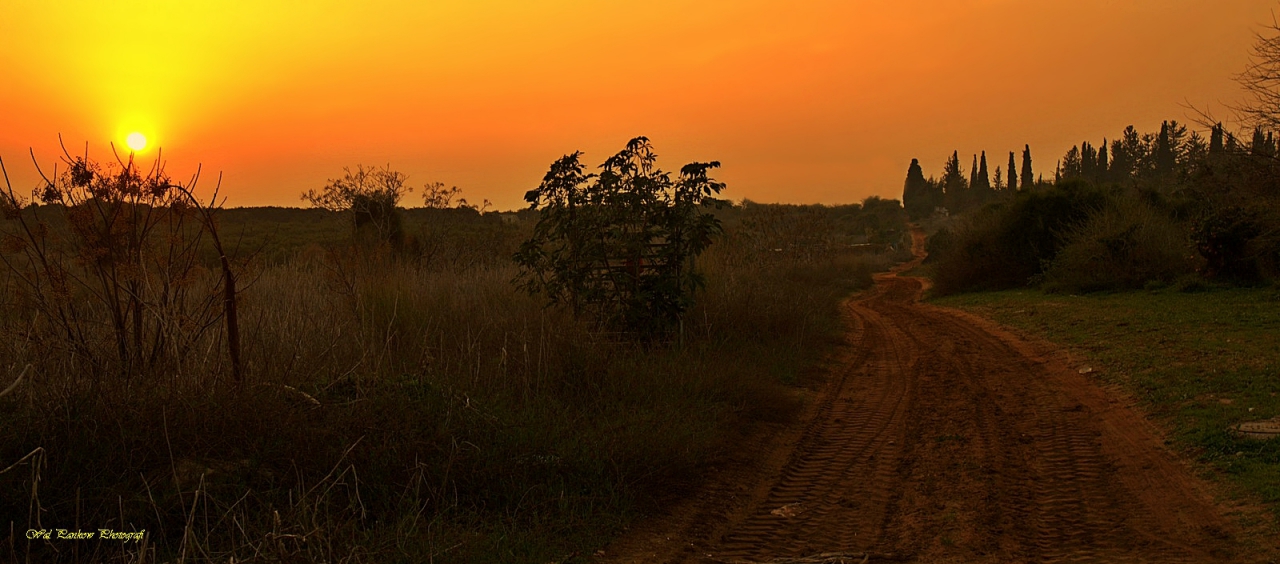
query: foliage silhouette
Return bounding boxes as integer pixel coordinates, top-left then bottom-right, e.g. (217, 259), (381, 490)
(303, 164), (411, 248)
(1007, 151), (1018, 191)
(1020, 144), (1034, 190)
(514, 137), (725, 337)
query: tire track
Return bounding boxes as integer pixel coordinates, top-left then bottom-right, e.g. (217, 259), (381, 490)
(606, 226), (1254, 564)
(715, 295), (916, 559)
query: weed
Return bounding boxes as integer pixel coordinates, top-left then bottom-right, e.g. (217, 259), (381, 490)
(1, 199), (904, 562)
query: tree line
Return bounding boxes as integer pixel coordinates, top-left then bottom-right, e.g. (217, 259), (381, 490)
(902, 119), (1280, 221)
(902, 145), (1037, 218)
(917, 117), (1280, 294)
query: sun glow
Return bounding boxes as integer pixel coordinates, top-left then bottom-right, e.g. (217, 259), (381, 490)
(0, 2), (1272, 207)
(125, 132), (147, 152)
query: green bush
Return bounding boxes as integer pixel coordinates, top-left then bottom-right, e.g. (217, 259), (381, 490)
(1191, 203), (1280, 284)
(922, 226), (955, 265)
(1041, 195), (1200, 293)
(514, 137), (725, 337)
(931, 181), (1108, 295)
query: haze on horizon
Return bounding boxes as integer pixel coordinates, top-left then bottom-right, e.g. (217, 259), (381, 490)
(0, 0), (1273, 210)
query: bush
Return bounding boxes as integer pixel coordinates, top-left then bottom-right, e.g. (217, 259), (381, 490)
(923, 226), (955, 265)
(515, 137), (725, 337)
(1174, 273), (1213, 293)
(1041, 195), (1201, 293)
(302, 165), (413, 249)
(1191, 203), (1280, 283)
(931, 181), (1108, 295)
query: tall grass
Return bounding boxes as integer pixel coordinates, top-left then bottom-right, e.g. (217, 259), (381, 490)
(1, 201), (903, 563)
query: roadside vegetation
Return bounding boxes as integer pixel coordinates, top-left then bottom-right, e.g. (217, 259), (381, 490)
(914, 127), (1280, 535)
(910, 119), (1280, 297)
(910, 18), (1280, 533)
(0, 139), (908, 563)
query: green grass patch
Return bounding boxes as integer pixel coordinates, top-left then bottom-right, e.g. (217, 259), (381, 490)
(933, 287), (1280, 520)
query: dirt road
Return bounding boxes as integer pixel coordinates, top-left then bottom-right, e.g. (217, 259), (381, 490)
(605, 228), (1263, 563)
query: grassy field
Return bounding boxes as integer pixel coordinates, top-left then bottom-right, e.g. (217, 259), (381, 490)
(0, 201), (908, 563)
(932, 286), (1280, 523)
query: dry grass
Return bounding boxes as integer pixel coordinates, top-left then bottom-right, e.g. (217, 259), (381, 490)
(0, 201), (904, 563)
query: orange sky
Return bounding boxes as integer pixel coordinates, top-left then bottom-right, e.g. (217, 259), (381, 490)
(0, 1), (1275, 209)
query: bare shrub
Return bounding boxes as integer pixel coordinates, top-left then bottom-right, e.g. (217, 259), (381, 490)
(303, 165), (412, 248)
(0, 147), (239, 381)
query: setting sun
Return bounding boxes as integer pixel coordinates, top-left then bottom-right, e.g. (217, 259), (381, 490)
(4, 3), (1280, 562)
(125, 132), (147, 152)
(2, 1), (1270, 208)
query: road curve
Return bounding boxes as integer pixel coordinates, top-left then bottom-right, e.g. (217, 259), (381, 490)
(605, 227), (1257, 564)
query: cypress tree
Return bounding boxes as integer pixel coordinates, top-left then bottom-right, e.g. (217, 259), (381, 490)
(969, 154), (978, 189)
(994, 166), (1003, 190)
(1008, 151), (1018, 191)
(1081, 142), (1096, 181)
(1020, 145), (1034, 190)
(943, 150), (966, 210)
(1097, 139), (1109, 180)
(902, 158), (930, 219)
(1155, 121), (1175, 175)
(977, 152), (991, 190)
(1109, 137), (1129, 182)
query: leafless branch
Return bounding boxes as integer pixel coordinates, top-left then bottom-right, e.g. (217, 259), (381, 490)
(1233, 13), (1280, 130)
(0, 364), (29, 399)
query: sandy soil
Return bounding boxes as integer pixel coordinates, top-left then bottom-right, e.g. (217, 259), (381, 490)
(603, 228), (1268, 564)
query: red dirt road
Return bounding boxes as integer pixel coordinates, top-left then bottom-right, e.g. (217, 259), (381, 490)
(605, 228), (1267, 564)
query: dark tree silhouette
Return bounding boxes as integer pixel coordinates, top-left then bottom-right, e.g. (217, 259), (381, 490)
(1061, 145), (1082, 181)
(1110, 126), (1144, 182)
(1080, 142), (1095, 181)
(303, 165), (412, 247)
(515, 136), (725, 336)
(969, 154), (978, 191)
(1008, 151), (1018, 191)
(902, 158), (932, 219)
(1155, 121), (1177, 176)
(1020, 144), (1034, 190)
(942, 150), (966, 210)
(1250, 126), (1277, 157)
(1097, 139), (1109, 180)
(976, 151), (991, 191)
